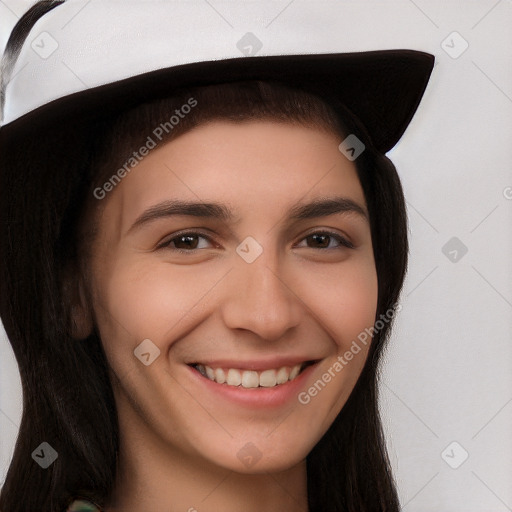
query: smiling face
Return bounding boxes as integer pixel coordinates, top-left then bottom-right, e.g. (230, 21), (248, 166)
(78, 119), (378, 478)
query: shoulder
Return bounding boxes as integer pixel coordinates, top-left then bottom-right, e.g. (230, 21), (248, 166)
(66, 499), (102, 512)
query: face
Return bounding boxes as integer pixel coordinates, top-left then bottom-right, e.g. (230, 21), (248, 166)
(80, 120), (378, 475)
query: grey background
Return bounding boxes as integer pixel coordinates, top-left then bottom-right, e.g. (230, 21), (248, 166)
(1, 1), (511, 510)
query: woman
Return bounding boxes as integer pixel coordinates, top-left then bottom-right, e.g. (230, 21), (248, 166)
(0, 1), (434, 511)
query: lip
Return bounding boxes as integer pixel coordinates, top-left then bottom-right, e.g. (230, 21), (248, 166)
(185, 357), (317, 372)
(185, 359), (321, 409)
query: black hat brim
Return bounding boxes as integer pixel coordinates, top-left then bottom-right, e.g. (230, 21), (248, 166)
(2, 49), (434, 154)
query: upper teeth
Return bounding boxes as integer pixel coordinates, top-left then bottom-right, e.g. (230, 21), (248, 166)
(194, 364), (303, 388)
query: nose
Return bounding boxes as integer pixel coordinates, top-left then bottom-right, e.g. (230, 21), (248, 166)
(219, 250), (303, 342)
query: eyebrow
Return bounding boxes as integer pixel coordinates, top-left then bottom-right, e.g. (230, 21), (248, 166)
(127, 201), (234, 234)
(288, 197), (367, 221)
(127, 196), (368, 234)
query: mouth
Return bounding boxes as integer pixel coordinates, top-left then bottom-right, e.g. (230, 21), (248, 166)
(188, 361), (317, 389)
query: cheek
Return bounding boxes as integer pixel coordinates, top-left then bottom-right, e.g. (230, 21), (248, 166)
(289, 257), (378, 438)
(91, 257), (226, 359)
(296, 255), (378, 351)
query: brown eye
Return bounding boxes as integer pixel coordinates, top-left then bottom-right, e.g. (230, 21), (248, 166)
(307, 234), (330, 248)
(159, 232), (214, 251)
(173, 235), (201, 249)
(297, 232), (354, 250)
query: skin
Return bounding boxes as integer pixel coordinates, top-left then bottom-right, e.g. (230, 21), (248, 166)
(72, 120), (378, 512)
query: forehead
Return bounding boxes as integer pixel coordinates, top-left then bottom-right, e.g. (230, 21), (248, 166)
(124, 120), (360, 193)
(97, 120), (367, 233)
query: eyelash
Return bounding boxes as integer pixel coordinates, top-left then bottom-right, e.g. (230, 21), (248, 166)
(158, 230), (354, 253)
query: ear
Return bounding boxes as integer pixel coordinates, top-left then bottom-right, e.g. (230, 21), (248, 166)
(63, 271), (94, 340)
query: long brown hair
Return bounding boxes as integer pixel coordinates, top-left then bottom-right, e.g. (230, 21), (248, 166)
(0, 5), (407, 512)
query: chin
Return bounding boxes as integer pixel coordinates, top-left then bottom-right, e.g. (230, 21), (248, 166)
(202, 436), (313, 475)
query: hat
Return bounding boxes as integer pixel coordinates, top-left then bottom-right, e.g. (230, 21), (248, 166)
(0, 0), (434, 153)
